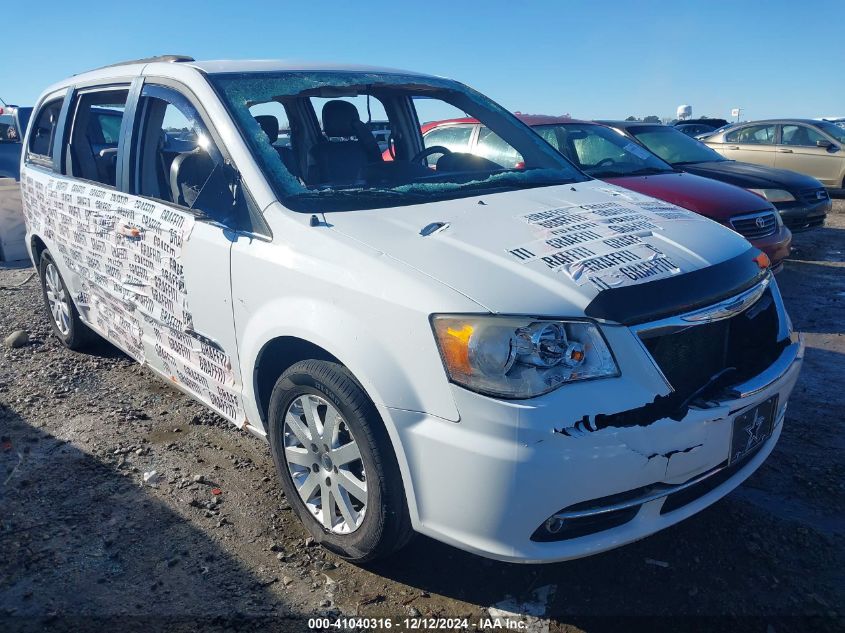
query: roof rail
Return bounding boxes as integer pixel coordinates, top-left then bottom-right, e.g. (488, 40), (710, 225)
(86, 55), (195, 73)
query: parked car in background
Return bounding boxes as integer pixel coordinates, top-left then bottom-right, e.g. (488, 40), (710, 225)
(676, 123), (715, 138)
(366, 120), (391, 151)
(818, 117), (845, 130)
(675, 118), (728, 130)
(601, 121), (830, 231)
(0, 105), (32, 179)
(0, 104), (33, 260)
(395, 116), (791, 269)
(22, 56), (803, 564)
(704, 119), (845, 191)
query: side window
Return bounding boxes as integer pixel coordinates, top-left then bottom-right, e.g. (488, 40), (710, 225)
(725, 124), (776, 145)
(475, 126), (523, 167)
(781, 124), (825, 147)
(65, 89), (129, 186)
(423, 125), (474, 165)
(27, 99), (63, 160)
(135, 85), (240, 223)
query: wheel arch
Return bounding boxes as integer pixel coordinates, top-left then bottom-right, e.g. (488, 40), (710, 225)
(30, 234), (48, 265)
(253, 335), (341, 428)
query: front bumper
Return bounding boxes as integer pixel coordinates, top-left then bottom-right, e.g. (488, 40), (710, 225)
(388, 327), (803, 563)
(776, 198), (829, 232)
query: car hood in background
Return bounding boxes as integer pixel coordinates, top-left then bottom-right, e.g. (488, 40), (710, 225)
(680, 160), (825, 191)
(326, 181), (756, 319)
(604, 172), (773, 222)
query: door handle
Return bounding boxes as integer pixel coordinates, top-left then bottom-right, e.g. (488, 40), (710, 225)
(778, 149), (793, 153)
(727, 146), (740, 150)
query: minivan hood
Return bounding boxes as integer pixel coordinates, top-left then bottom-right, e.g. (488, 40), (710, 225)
(681, 160), (825, 191)
(604, 172), (774, 222)
(326, 181), (756, 318)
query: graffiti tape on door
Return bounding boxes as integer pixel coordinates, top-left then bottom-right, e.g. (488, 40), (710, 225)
(21, 168), (246, 426)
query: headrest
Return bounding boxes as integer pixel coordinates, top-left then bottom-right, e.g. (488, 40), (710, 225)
(322, 100), (361, 138)
(255, 115), (279, 144)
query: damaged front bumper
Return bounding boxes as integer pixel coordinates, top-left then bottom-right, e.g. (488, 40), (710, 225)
(387, 283), (803, 563)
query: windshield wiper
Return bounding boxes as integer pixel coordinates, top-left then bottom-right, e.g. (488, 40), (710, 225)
(673, 159), (720, 165)
(624, 167), (674, 176)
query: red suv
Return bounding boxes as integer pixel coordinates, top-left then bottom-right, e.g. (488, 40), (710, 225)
(388, 116), (792, 269)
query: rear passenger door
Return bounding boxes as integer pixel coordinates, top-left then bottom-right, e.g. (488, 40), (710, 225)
(721, 124), (777, 166)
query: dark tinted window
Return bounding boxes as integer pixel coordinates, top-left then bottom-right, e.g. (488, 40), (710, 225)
(66, 89), (129, 186)
(781, 124), (825, 147)
(28, 99), (63, 159)
(0, 115), (20, 142)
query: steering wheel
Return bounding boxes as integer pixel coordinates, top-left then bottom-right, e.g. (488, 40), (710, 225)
(411, 145), (452, 164)
(595, 157), (617, 167)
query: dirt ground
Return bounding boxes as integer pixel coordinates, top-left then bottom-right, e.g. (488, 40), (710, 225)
(1, 201), (843, 633)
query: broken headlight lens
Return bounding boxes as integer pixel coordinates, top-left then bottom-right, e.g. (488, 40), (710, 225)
(431, 315), (619, 398)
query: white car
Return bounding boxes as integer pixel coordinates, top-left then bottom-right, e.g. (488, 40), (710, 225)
(20, 56), (803, 563)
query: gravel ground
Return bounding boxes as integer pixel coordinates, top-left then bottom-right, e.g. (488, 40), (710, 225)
(1, 201), (843, 633)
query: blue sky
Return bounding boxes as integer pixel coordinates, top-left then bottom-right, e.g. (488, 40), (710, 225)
(2, 0), (842, 121)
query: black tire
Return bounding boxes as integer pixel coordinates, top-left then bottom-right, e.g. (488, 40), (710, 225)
(38, 250), (95, 350)
(267, 360), (413, 562)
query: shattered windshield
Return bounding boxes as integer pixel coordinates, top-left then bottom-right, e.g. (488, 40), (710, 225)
(210, 71), (587, 211)
(534, 123), (675, 178)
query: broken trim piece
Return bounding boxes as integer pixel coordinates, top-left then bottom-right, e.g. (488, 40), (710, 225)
(584, 248), (767, 325)
(554, 459), (725, 520)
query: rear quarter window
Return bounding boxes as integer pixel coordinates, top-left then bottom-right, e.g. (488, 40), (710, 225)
(27, 99), (64, 161)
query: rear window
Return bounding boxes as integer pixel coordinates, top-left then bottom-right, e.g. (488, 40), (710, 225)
(0, 114), (20, 142)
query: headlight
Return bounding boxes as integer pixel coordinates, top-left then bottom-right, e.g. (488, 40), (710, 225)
(431, 315), (619, 399)
(748, 188), (795, 203)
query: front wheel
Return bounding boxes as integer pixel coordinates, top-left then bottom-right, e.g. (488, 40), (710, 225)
(267, 360), (413, 562)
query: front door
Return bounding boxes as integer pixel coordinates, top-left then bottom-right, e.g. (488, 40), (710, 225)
(125, 83), (248, 425)
(775, 124), (841, 187)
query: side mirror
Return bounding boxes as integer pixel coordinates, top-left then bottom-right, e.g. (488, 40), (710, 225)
(816, 139), (834, 149)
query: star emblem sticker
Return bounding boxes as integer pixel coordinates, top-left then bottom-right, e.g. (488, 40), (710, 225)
(743, 411), (765, 452)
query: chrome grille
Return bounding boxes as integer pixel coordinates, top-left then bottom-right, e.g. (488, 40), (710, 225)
(798, 187), (829, 204)
(731, 212), (777, 239)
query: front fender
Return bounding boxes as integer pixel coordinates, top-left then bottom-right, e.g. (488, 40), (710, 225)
(235, 293), (461, 428)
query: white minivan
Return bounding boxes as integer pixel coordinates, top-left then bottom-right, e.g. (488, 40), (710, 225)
(20, 57), (803, 563)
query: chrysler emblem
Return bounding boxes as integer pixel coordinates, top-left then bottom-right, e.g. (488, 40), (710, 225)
(755, 216), (767, 228)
